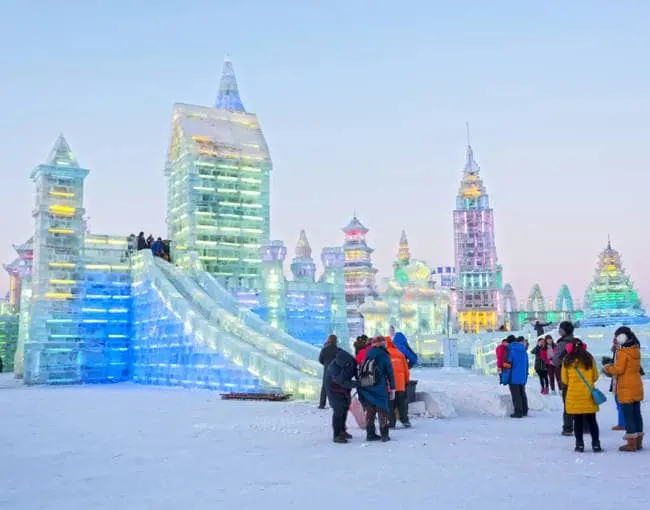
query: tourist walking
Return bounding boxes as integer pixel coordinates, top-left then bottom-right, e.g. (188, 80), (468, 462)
(358, 336), (396, 442)
(324, 348), (358, 443)
(553, 321), (575, 435)
(501, 336), (529, 418)
(544, 335), (559, 393)
(604, 326), (645, 452)
(531, 337), (550, 394)
(561, 339), (602, 452)
(385, 336), (411, 428)
(318, 334), (339, 409)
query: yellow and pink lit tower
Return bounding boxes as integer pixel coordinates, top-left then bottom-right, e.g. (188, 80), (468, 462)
(452, 131), (502, 332)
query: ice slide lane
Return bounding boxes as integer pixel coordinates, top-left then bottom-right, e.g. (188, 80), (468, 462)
(147, 256), (322, 398)
(189, 264), (320, 362)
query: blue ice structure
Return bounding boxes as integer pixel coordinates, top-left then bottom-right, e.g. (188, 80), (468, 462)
(16, 134), (322, 398)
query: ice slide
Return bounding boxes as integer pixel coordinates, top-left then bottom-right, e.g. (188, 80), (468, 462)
(130, 251), (321, 399)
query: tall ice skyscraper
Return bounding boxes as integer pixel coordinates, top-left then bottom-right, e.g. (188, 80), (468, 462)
(452, 130), (501, 332)
(166, 57), (271, 290)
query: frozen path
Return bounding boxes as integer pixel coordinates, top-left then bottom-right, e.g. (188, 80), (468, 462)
(1, 374), (649, 510)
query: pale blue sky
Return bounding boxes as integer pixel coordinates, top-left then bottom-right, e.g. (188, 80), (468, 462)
(1, 0), (649, 308)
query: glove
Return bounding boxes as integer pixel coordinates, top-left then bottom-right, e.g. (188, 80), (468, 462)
(389, 390), (396, 401)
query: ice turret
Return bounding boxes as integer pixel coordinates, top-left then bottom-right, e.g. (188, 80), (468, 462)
(215, 56), (245, 112)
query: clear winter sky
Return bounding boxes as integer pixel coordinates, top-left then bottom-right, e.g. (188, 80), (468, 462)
(1, 0), (649, 308)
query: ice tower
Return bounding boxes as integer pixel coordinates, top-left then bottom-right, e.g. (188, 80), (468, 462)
(25, 136), (89, 384)
(582, 239), (649, 327)
(342, 214), (377, 337)
(166, 57), (271, 290)
(259, 241), (288, 330)
(452, 129), (501, 332)
(397, 230), (411, 266)
(319, 247), (349, 342)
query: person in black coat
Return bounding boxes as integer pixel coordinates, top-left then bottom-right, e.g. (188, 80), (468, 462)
(136, 232), (147, 251)
(325, 349), (358, 443)
(318, 334), (339, 409)
(534, 320), (551, 337)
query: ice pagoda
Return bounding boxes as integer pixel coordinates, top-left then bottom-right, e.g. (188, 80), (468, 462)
(582, 239), (649, 327)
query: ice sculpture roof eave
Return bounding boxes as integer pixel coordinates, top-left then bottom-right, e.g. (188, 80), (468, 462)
(342, 215), (368, 233)
(169, 103), (272, 164)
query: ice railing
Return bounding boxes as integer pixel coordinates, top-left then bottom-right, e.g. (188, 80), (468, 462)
(133, 252), (320, 399)
(153, 257), (322, 379)
(181, 252), (321, 362)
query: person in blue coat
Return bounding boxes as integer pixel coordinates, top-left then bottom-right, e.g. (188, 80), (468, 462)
(358, 336), (396, 442)
(392, 332), (418, 368)
(501, 336), (529, 418)
(325, 348), (357, 443)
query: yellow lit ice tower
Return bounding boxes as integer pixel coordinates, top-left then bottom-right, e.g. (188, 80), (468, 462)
(452, 129), (502, 332)
(166, 57), (271, 292)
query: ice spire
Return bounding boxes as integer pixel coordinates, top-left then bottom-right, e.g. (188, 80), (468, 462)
(215, 56), (246, 112)
(47, 134), (79, 167)
(463, 122), (479, 174)
(397, 230), (410, 264)
(295, 229), (312, 259)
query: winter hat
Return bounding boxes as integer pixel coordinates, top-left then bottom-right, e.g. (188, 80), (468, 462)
(558, 321), (574, 336)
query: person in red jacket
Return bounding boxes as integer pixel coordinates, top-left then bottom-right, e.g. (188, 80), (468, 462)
(385, 336), (411, 428)
(495, 337), (513, 383)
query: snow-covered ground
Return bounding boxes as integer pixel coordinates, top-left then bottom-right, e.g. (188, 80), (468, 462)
(1, 371), (649, 510)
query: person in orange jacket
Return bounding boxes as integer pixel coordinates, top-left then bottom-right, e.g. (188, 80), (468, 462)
(385, 336), (411, 428)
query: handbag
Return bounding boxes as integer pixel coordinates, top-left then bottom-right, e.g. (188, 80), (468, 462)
(575, 366), (607, 405)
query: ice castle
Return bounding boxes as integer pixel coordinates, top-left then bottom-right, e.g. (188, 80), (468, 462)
(2, 58), (649, 393)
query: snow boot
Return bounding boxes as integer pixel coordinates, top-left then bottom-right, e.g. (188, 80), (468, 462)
(574, 444), (584, 453)
(510, 413), (523, 419)
(612, 425), (625, 431)
(380, 426), (391, 442)
(333, 435), (348, 444)
(401, 421), (412, 429)
(637, 432), (644, 450)
(619, 434), (639, 452)
(366, 424), (381, 442)
(342, 431), (353, 440)
(592, 442), (603, 453)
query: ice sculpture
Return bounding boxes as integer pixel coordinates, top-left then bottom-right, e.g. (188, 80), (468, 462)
(452, 128), (501, 332)
(131, 251), (320, 398)
(24, 137), (131, 384)
(582, 239), (649, 327)
(342, 214), (378, 338)
(166, 57), (271, 291)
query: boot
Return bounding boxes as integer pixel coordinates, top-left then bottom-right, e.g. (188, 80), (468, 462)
(342, 431), (353, 440)
(592, 442), (603, 453)
(637, 432), (644, 450)
(333, 435), (348, 444)
(380, 426), (390, 442)
(612, 425), (625, 431)
(366, 424), (380, 442)
(619, 434), (639, 452)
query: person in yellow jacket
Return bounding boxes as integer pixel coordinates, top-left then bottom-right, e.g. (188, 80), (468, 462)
(561, 339), (602, 453)
(604, 326), (645, 452)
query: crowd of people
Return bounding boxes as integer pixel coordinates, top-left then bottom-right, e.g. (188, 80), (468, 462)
(127, 232), (171, 261)
(496, 320), (645, 453)
(318, 326), (418, 444)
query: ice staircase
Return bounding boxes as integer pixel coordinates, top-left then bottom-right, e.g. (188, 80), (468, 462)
(130, 251), (321, 399)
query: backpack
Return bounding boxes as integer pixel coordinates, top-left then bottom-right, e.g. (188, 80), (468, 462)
(358, 356), (380, 388)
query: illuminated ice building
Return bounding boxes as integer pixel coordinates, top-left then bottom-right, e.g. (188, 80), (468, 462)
(257, 231), (349, 346)
(360, 231), (451, 341)
(3, 58), (340, 397)
(452, 132), (503, 333)
(342, 215), (378, 337)
(582, 239), (649, 327)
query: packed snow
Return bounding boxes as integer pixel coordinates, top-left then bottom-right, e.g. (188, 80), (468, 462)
(1, 371), (649, 510)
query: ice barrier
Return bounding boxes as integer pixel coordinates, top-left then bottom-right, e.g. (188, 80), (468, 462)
(131, 251), (321, 399)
